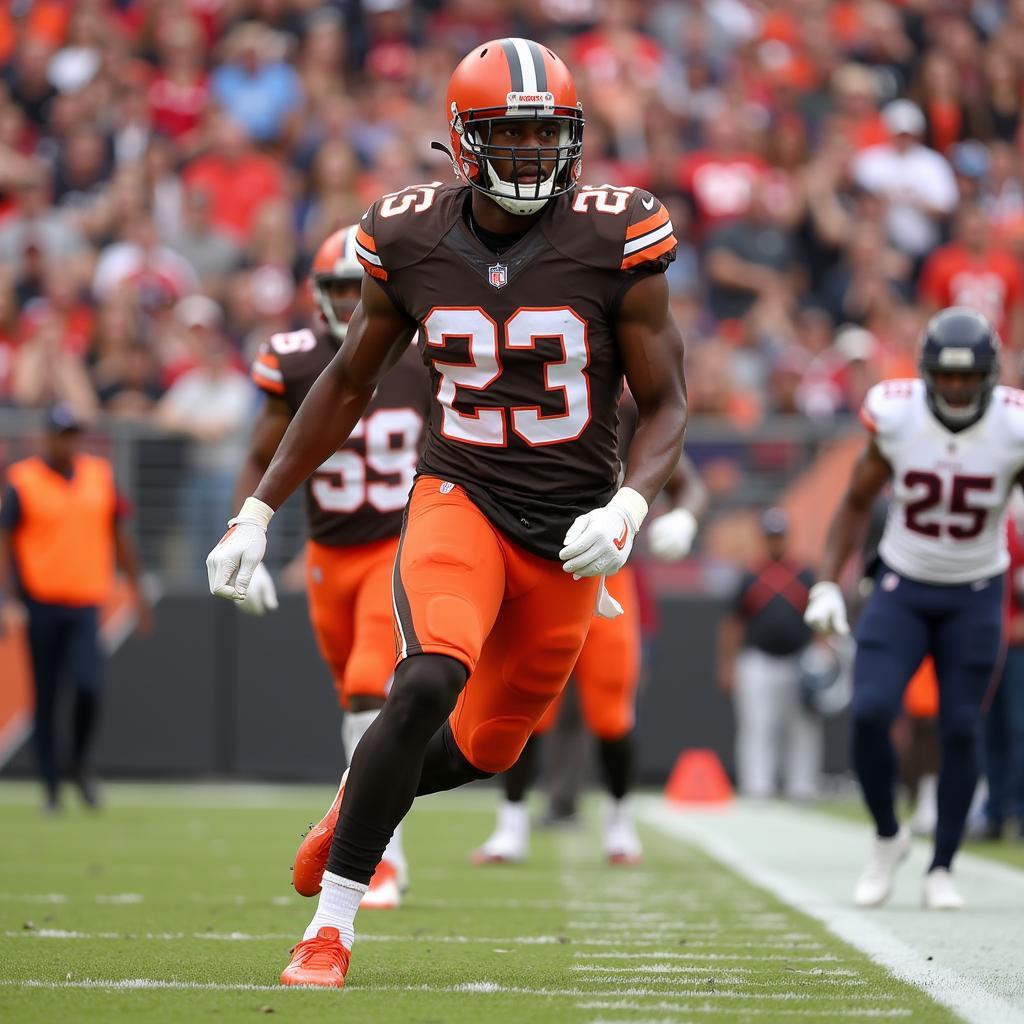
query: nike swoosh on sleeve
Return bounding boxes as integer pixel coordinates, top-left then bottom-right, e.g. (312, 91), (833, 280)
(641, 196), (655, 210)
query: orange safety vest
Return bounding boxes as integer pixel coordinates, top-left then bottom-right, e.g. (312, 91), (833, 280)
(7, 454), (117, 606)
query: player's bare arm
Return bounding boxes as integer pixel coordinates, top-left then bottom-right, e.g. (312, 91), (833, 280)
(819, 439), (893, 583)
(616, 272), (688, 505)
(233, 396), (291, 509)
(253, 276), (416, 512)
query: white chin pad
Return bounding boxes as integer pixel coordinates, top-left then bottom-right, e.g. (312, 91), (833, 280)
(935, 394), (979, 423)
(485, 163), (556, 215)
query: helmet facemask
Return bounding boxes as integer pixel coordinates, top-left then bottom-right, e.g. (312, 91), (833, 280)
(313, 276), (361, 342)
(920, 364), (998, 430)
(453, 103), (584, 216)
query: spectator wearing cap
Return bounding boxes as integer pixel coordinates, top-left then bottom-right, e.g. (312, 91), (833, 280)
(0, 404), (152, 811)
(853, 100), (958, 263)
(717, 508), (821, 800)
(211, 22), (303, 146)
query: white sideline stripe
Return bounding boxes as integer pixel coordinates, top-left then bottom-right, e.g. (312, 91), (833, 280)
(0, 714), (31, 769)
(638, 798), (1024, 1024)
(0, 979), (904, 1001)
(575, 1002), (912, 1019)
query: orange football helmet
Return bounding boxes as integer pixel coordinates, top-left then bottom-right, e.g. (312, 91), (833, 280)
(445, 38), (584, 216)
(311, 225), (362, 340)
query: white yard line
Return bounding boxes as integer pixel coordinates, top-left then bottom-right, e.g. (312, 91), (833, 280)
(639, 798), (1024, 1024)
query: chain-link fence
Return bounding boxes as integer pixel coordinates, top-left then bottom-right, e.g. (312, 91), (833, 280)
(0, 407), (857, 589)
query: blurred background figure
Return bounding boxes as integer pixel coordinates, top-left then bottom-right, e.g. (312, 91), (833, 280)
(0, 404), (151, 811)
(718, 508), (821, 801)
(981, 516), (1024, 840)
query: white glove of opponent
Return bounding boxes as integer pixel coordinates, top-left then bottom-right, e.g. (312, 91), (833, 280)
(646, 508), (698, 561)
(560, 487), (648, 579)
(236, 562), (279, 616)
(207, 497), (274, 603)
(803, 581), (850, 636)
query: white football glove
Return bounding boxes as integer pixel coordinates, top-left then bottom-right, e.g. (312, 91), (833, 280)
(207, 497), (274, 603)
(647, 508), (699, 561)
(560, 488), (648, 579)
(236, 562), (279, 616)
(804, 581), (850, 636)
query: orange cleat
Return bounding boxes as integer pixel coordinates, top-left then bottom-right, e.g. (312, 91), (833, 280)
(293, 770), (348, 897)
(360, 860), (400, 910)
(279, 926), (351, 988)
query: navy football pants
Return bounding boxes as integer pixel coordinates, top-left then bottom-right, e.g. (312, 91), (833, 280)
(852, 564), (1003, 869)
(25, 600), (103, 800)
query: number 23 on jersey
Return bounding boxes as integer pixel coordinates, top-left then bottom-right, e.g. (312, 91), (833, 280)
(422, 305), (590, 448)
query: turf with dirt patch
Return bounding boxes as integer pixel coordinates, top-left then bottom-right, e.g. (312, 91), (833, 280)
(0, 782), (961, 1023)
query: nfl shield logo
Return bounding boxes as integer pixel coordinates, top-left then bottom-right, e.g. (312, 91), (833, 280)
(488, 263), (508, 289)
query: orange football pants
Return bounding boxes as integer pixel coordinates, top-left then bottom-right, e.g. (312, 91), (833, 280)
(306, 536), (399, 709)
(534, 566), (641, 740)
(392, 476), (600, 774)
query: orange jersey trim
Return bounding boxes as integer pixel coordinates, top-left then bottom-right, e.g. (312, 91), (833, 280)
(356, 226), (376, 253)
(356, 255), (389, 280)
(251, 352), (286, 395)
(626, 206), (670, 240)
(620, 233), (677, 270)
(859, 406), (877, 434)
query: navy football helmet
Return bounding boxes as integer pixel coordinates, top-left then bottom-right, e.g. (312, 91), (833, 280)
(919, 307), (1001, 430)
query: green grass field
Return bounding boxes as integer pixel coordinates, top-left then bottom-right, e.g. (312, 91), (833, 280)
(0, 782), (964, 1023)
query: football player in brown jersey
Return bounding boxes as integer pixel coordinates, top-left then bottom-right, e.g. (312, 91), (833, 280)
(235, 225), (430, 910)
(472, 437), (707, 866)
(207, 37), (688, 989)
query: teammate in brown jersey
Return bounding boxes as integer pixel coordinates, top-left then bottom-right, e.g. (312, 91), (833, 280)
(206, 37), (688, 989)
(472, 397), (708, 866)
(234, 225), (430, 910)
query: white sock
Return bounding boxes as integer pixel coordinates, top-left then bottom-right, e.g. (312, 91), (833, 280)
(497, 800), (529, 837)
(302, 871), (366, 948)
(341, 709), (380, 765)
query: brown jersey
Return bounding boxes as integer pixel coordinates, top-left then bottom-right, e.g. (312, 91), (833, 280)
(251, 322), (430, 547)
(355, 181), (677, 558)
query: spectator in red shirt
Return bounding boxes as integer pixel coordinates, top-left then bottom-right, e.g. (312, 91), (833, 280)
(148, 18), (210, 144)
(182, 114), (287, 242)
(678, 110), (766, 238)
(919, 201), (1024, 347)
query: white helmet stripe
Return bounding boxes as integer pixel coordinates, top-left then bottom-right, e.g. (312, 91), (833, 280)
(510, 38), (538, 93)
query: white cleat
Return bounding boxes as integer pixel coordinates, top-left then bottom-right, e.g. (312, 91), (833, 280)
(853, 826), (911, 907)
(471, 801), (528, 864)
(923, 868), (964, 910)
(360, 860), (401, 910)
(604, 798), (643, 866)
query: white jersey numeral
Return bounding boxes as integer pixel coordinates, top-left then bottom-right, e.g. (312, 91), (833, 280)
(572, 184), (636, 215)
(311, 408), (423, 513)
(422, 306), (591, 448)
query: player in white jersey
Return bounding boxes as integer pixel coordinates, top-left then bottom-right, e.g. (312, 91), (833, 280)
(805, 308), (1024, 910)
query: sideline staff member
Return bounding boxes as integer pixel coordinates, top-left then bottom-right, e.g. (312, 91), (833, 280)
(0, 404), (152, 810)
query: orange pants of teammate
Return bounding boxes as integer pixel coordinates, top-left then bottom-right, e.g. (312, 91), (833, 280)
(306, 536), (399, 710)
(904, 657), (939, 718)
(392, 476), (600, 774)
(534, 566), (641, 741)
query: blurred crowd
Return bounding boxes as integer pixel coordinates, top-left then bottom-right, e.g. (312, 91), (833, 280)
(4, 0), (1024, 441)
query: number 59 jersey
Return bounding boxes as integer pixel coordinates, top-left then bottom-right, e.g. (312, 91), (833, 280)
(862, 378), (1024, 584)
(251, 324), (430, 547)
(356, 180), (677, 558)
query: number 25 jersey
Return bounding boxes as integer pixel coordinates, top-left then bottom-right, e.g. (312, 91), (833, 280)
(861, 378), (1024, 584)
(356, 181), (677, 559)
